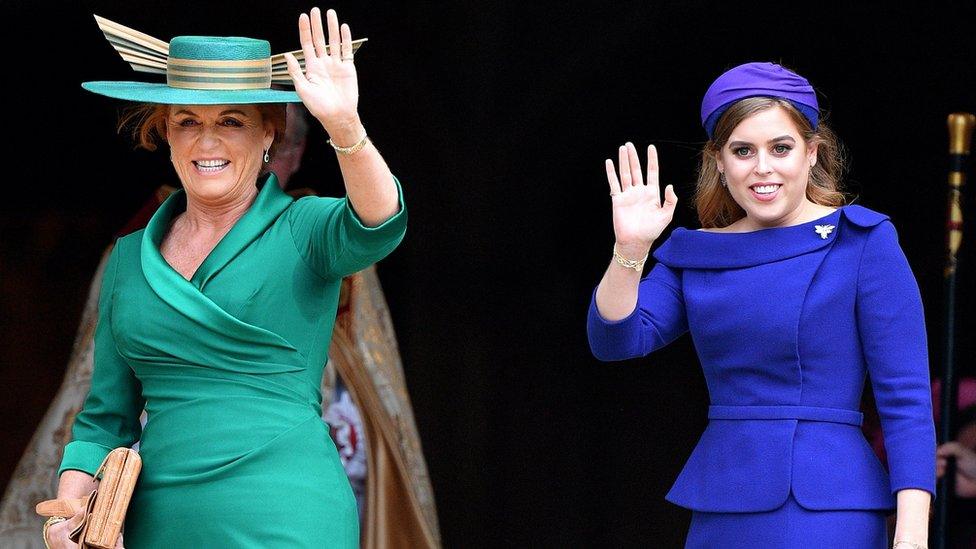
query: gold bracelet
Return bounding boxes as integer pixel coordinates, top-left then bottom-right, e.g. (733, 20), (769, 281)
(327, 133), (369, 155)
(42, 516), (67, 549)
(893, 541), (927, 549)
(612, 245), (648, 272)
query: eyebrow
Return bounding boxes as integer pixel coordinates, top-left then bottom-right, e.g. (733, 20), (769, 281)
(728, 135), (795, 147)
(173, 109), (250, 117)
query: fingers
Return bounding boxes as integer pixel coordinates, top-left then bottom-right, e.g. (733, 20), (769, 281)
(297, 14), (317, 67)
(663, 183), (678, 209)
(645, 144), (659, 206)
(937, 442), (964, 457)
(283, 53), (308, 89)
(48, 513), (84, 547)
(310, 7), (328, 58)
(626, 142), (643, 189)
(340, 23), (353, 60)
(605, 159), (621, 196)
(327, 8), (342, 61)
(618, 145), (632, 188)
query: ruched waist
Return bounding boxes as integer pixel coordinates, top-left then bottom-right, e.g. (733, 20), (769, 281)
(137, 367), (318, 410)
(137, 394), (325, 482)
(707, 405), (863, 426)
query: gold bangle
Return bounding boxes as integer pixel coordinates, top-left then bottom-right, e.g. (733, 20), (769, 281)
(327, 133), (369, 155)
(612, 245), (648, 272)
(42, 516), (67, 549)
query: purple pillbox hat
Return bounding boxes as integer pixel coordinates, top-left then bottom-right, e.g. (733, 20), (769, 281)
(700, 61), (819, 139)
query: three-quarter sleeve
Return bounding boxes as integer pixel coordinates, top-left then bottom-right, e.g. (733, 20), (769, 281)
(288, 175), (407, 280)
(58, 242), (144, 477)
(856, 220), (936, 499)
(587, 261), (689, 361)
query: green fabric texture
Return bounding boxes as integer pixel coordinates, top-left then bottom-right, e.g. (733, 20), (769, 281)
(169, 36), (270, 60)
(58, 172), (407, 547)
(80, 81), (302, 104)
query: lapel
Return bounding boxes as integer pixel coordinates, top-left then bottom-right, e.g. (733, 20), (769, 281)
(139, 173), (303, 369)
(144, 173), (295, 290)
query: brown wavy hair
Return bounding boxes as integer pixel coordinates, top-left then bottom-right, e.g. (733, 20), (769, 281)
(694, 97), (850, 229)
(116, 103), (287, 159)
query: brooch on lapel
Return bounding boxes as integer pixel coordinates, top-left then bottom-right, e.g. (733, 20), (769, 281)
(814, 224), (835, 239)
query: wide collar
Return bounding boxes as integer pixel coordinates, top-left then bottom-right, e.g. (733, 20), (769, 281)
(142, 172), (294, 290)
(652, 204), (889, 269)
(137, 172), (304, 374)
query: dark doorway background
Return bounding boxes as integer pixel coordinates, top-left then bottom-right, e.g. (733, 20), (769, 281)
(4, 1), (976, 546)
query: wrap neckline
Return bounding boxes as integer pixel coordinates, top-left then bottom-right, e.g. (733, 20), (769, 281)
(142, 172), (294, 290)
(137, 172), (306, 373)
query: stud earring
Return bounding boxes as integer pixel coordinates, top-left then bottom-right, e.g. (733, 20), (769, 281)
(263, 149), (270, 163)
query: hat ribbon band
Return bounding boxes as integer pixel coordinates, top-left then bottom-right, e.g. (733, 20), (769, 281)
(166, 56), (272, 90)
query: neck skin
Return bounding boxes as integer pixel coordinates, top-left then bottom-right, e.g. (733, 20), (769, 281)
(174, 182), (260, 236)
(737, 198), (823, 232)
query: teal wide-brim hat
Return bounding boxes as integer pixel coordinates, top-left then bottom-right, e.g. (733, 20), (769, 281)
(83, 15), (365, 105)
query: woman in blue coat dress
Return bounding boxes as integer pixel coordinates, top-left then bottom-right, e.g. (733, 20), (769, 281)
(587, 62), (936, 548)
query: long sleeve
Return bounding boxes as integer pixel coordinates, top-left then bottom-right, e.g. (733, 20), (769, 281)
(288, 175), (407, 280)
(58, 242), (145, 477)
(856, 220), (936, 499)
(587, 261), (689, 361)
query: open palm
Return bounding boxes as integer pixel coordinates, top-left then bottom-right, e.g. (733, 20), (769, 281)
(606, 142), (678, 248)
(284, 8), (359, 130)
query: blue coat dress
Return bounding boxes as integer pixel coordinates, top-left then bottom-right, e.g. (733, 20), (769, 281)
(587, 205), (936, 547)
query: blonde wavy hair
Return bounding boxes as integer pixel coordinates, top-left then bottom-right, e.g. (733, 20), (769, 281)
(694, 97), (850, 229)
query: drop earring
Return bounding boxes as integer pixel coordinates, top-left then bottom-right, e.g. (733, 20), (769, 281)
(720, 173), (727, 188)
(263, 149), (270, 163)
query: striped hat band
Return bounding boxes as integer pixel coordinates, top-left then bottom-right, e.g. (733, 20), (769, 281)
(167, 56), (272, 90)
(166, 36), (272, 90)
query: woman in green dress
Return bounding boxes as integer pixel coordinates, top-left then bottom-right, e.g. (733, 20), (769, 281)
(45, 7), (405, 548)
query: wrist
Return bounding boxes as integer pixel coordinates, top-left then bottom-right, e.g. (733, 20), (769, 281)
(612, 244), (650, 273)
(323, 115), (365, 147)
(614, 241), (652, 260)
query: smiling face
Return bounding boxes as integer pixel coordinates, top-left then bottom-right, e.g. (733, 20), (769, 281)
(715, 105), (819, 228)
(165, 104), (275, 202)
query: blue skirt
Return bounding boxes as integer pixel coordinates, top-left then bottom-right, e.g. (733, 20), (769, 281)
(685, 492), (888, 549)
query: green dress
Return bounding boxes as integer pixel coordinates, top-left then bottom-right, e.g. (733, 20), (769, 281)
(57, 172), (407, 548)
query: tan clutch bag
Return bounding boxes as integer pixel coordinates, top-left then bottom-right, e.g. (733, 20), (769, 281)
(37, 448), (142, 549)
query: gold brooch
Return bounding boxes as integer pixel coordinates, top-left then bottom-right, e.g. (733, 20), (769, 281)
(814, 224), (835, 239)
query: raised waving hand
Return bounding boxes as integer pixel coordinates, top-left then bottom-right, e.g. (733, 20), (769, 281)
(606, 142), (678, 255)
(284, 7), (360, 138)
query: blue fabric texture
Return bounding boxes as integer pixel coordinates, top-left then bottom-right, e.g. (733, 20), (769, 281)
(685, 492), (887, 548)
(587, 205), (936, 514)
